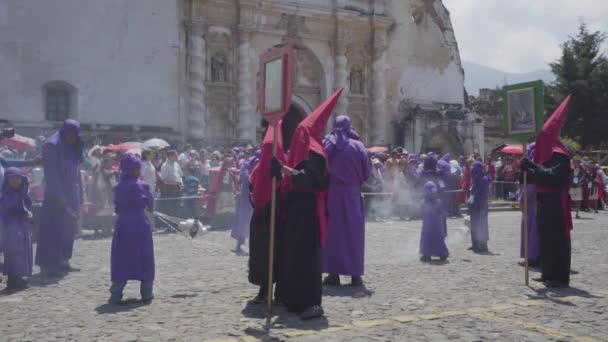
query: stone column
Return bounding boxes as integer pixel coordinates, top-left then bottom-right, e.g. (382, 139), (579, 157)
(370, 17), (390, 145)
(333, 20), (349, 115)
(187, 23), (207, 140)
(237, 26), (255, 142)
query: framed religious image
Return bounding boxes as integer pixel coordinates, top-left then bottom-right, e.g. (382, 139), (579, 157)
(258, 44), (294, 125)
(507, 87), (535, 134)
(501, 80), (544, 141)
(263, 58), (283, 113)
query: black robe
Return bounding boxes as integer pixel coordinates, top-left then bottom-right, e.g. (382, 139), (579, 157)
(278, 152), (329, 313)
(248, 191), (282, 293)
(533, 153), (572, 284)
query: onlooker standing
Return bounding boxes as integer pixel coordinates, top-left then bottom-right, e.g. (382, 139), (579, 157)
(160, 150), (183, 219)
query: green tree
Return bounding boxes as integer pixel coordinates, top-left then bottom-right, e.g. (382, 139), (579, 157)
(548, 23), (608, 148)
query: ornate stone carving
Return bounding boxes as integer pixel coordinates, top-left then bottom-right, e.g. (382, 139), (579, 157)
(349, 66), (364, 95)
(276, 14), (310, 43)
(211, 53), (227, 83)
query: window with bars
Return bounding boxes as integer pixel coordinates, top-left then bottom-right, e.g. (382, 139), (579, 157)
(43, 81), (76, 121)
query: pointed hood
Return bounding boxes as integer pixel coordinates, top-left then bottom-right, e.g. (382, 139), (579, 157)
(534, 95), (571, 165)
(250, 123), (286, 209)
(285, 88), (344, 168)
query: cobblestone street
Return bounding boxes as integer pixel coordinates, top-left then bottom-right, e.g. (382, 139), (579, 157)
(1, 211), (607, 342)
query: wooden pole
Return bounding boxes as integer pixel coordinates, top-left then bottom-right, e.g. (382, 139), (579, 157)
(267, 123), (279, 312)
(523, 144), (529, 286)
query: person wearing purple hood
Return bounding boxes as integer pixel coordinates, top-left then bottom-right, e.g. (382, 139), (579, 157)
(419, 181), (449, 262)
(109, 153), (155, 304)
(1, 168), (33, 290)
(35, 119), (84, 277)
(468, 161), (491, 253)
(518, 143), (539, 267)
(322, 115), (372, 287)
(230, 150), (259, 254)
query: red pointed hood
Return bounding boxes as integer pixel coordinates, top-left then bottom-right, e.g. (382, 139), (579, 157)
(285, 88), (344, 168)
(534, 95), (571, 165)
(250, 123), (286, 209)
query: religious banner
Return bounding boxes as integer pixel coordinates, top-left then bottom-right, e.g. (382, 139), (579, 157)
(501, 80), (544, 142)
(258, 44), (294, 125)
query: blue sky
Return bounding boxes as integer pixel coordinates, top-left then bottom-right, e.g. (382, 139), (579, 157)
(443, 0), (608, 73)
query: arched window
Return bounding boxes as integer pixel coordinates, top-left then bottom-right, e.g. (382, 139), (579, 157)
(43, 81), (77, 121)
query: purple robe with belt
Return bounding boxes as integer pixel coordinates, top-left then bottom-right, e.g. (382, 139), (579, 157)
(469, 161), (490, 249)
(231, 157), (254, 244)
(111, 154), (155, 282)
(1, 168), (33, 277)
(419, 182), (449, 258)
(519, 143), (539, 260)
(35, 119), (83, 271)
(322, 115), (372, 276)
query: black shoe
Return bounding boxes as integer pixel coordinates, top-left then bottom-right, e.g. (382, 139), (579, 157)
(300, 305), (324, 320)
(545, 281), (569, 288)
(420, 256), (431, 263)
(351, 276), (363, 287)
(250, 294), (266, 305)
(6, 277), (28, 291)
(141, 296), (154, 305)
(61, 264), (81, 273)
(323, 274), (341, 286)
(40, 269), (64, 278)
(439, 256), (448, 262)
(107, 297), (122, 305)
(532, 277), (546, 283)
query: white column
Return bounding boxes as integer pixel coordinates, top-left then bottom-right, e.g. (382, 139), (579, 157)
(237, 27), (255, 142)
(334, 38), (349, 115)
(187, 24), (207, 140)
(370, 49), (387, 145)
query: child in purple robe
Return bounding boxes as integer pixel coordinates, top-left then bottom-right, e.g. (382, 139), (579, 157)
(0, 167), (33, 290)
(109, 153), (155, 304)
(468, 161), (491, 253)
(419, 181), (449, 262)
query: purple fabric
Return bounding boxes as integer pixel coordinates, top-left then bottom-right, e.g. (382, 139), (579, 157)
(325, 115), (360, 154)
(120, 153), (142, 180)
(441, 153), (451, 162)
(469, 161), (490, 248)
(519, 142), (538, 260)
(111, 157), (155, 282)
(0, 168), (33, 277)
(419, 182), (449, 257)
(35, 119), (83, 271)
(322, 125), (372, 276)
(231, 157), (253, 244)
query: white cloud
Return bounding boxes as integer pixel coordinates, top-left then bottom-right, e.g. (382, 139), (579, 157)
(443, 0), (608, 73)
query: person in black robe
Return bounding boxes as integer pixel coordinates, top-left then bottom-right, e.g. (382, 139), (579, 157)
(520, 95), (573, 288)
(247, 105), (303, 304)
(271, 89), (343, 320)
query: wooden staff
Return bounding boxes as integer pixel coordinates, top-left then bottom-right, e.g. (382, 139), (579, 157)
(523, 143), (529, 286)
(267, 123), (279, 312)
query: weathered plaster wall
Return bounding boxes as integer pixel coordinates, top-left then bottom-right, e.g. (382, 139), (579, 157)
(0, 0), (180, 128)
(386, 0), (465, 111)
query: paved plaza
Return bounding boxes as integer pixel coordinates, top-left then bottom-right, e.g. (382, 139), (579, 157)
(1, 210), (607, 342)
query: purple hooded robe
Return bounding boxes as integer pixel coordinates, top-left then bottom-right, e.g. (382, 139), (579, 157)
(111, 153), (155, 282)
(519, 143), (539, 261)
(1, 168), (33, 277)
(419, 181), (449, 258)
(231, 152), (258, 245)
(322, 115), (372, 276)
(469, 161), (490, 251)
(35, 119), (84, 272)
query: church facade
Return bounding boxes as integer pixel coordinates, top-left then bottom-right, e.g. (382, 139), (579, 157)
(0, 0), (483, 155)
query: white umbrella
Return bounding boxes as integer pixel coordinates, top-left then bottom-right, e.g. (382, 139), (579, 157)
(143, 138), (170, 149)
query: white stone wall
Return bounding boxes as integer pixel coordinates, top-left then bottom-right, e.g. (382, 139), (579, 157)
(386, 0), (465, 108)
(0, 0), (180, 128)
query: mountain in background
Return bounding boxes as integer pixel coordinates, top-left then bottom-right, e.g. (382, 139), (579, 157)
(463, 61), (555, 96)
